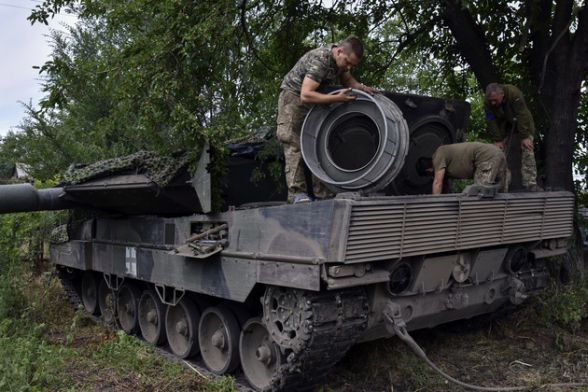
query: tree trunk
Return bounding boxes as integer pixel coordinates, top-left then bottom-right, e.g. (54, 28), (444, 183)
(536, 3), (588, 192)
(442, 0), (500, 88)
(542, 76), (581, 191)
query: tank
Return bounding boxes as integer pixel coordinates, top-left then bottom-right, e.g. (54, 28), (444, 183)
(0, 90), (574, 392)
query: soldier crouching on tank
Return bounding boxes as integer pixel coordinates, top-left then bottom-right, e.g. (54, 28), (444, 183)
(276, 37), (379, 204)
(484, 83), (542, 192)
(416, 142), (511, 194)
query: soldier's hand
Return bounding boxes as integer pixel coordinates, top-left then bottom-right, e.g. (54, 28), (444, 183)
(360, 85), (380, 95)
(494, 141), (505, 151)
(521, 138), (534, 150)
(337, 88), (357, 102)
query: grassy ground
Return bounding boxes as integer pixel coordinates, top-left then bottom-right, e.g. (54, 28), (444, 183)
(0, 269), (216, 391)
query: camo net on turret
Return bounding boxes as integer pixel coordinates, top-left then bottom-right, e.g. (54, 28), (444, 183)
(50, 151), (198, 244)
(62, 150), (197, 188)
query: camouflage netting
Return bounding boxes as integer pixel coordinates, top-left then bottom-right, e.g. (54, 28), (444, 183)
(50, 224), (69, 244)
(62, 150), (197, 188)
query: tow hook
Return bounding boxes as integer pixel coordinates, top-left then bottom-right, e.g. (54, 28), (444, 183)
(509, 277), (527, 305)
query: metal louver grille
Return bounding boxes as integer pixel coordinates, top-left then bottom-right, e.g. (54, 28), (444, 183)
(345, 194), (574, 263)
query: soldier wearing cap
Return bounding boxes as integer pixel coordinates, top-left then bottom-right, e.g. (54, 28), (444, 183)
(277, 37), (378, 203)
(484, 83), (540, 191)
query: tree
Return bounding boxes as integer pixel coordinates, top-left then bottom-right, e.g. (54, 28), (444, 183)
(27, 1), (380, 149)
(20, 0), (389, 181)
(0, 21), (139, 180)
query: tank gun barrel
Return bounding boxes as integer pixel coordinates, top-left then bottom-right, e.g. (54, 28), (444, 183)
(0, 184), (80, 214)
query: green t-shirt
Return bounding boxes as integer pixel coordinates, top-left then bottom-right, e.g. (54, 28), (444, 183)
(432, 142), (499, 179)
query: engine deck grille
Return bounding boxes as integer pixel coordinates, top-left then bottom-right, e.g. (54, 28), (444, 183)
(344, 193), (574, 263)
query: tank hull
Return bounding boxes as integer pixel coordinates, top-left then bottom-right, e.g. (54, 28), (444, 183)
(51, 189), (573, 351)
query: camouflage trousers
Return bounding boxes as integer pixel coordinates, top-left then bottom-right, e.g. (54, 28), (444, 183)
(503, 135), (538, 187)
(276, 91), (332, 203)
(473, 150), (511, 192)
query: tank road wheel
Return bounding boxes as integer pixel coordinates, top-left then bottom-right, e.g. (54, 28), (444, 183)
(219, 300), (251, 328)
(81, 271), (99, 315)
(117, 283), (142, 334)
(240, 318), (284, 391)
(166, 297), (201, 358)
(98, 277), (116, 324)
(263, 286), (311, 352)
(199, 306), (241, 374)
(138, 289), (167, 345)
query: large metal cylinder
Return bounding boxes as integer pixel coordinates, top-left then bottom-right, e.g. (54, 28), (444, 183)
(301, 89), (410, 194)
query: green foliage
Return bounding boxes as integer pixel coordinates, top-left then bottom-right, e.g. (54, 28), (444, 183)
(0, 210), (75, 391)
(535, 279), (588, 335)
(0, 323), (70, 391)
(66, 305), (85, 346)
(88, 330), (198, 385)
(0, 280), (27, 326)
(17, 0), (453, 187)
(94, 330), (145, 367)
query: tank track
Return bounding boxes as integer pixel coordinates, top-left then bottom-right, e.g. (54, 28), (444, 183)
(267, 288), (369, 392)
(58, 268), (83, 310)
(57, 271), (367, 391)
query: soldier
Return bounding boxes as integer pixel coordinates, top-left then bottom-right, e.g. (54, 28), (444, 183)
(484, 83), (541, 191)
(416, 142), (510, 194)
(277, 37), (378, 203)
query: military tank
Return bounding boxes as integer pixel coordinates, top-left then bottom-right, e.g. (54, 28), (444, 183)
(0, 89), (574, 391)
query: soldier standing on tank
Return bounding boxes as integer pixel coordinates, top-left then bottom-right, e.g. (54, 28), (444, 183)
(416, 142), (511, 194)
(277, 37), (379, 204)
(484, 83), (541, 191)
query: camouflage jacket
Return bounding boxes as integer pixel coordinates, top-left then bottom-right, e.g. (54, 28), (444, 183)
(483, 84), (535, 141)
(280, 44), (345, 95)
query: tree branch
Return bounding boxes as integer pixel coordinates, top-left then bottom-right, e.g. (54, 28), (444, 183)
(538, 7), (582, 93)
(239, 0), (279, 74)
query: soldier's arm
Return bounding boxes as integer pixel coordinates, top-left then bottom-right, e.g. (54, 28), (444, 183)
(300, 77), (356, 105)
(432, 168), (446, 194)
(340, 72), (378, 95)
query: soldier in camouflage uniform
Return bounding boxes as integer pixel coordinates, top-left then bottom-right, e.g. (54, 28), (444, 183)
(277, 37), (378, 203)
(416, 142), (510, 194)
(484, 83), (540, 191)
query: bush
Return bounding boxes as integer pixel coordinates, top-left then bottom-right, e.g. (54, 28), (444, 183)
(535, 279), (588, 335)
